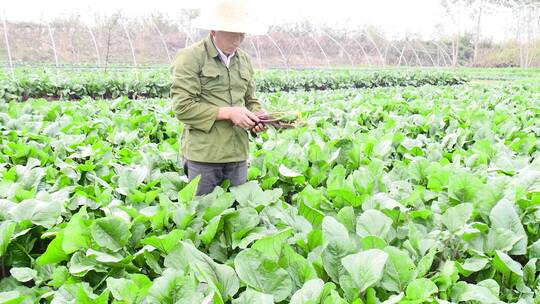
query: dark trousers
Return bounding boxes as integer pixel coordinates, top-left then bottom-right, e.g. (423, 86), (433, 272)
(183, 159), (247, 196)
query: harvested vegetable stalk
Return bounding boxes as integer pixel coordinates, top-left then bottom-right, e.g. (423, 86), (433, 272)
(256, 113), (295, 129)
(249, 112), (297, 136)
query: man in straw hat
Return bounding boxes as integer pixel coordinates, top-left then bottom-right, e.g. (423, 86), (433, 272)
(170, 0), (268, 195)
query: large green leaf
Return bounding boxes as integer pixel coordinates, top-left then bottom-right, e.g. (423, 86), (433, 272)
(90, 216), (131, 252)
(299, 200), (325, 228)
(202, 191), (235, 221)
(199, 214), (224, 245)
(341, 249), (388, 292)
(416, 247), (437, 278)
(493, 250), (523, 277)
(9, 199), (61, 228)
(224, 207), (260, 248)
(140, 229), (184, 254)
(405, 278), (438, 301)
(145, 269), (205, 304)
(68, 251), (102, 277)
(290, 279), (325, 304)
(230, 181), (282, 208)
(164, 241), (239, 301)
(9, 267), (37, 283)
(106, 277), (143, 302)
(280, 244), (318, 291)
(0, 221), (15, 257)
(36, 231), (69, 265)
(51, 282), (95, 303)
(485, 228), (523, 253)
(62, 208), (91, 254)
(489, 199), (527, 255)
(252, 228), (293, 261)
(0, 291), (28, 304)
(232, 289), (274, 304)
(234, 248), (292, 302)
(452, 281), (503, 304)
(322, 216), (353, 247)
(116, 166), (147, 196)
(381, 246), (416, 292)
(356, 209), (393, 241)
(76, 288), (109, 304)
(322, 290), (350, 304)
(448, 172), (482, 203)
(178, 175), (200, 203)
(441, 203), (473, 232)
(322, 216), (355, 282)
(458, 256), (489, 275)
(86, 249), (125, 264)
(528, 238), (540, 259)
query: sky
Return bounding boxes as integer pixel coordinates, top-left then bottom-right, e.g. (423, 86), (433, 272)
(2, 0), (516, 41)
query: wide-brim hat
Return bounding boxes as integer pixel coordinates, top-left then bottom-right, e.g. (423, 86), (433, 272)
(192, 0), (268, 35)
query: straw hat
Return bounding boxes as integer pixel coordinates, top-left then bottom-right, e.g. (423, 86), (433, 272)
(192, 0), (268, 35)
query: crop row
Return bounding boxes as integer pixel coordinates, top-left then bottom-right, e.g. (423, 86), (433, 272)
(0, 69), (468, 101)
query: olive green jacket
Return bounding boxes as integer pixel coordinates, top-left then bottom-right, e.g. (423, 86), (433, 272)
(170, 35), (262, 163)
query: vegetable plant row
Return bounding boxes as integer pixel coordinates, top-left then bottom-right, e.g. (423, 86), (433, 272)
(0, 82), (539, 303)
(0, 69), (468, 102)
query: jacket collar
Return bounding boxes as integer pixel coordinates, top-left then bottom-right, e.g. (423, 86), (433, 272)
(204, 34), (220, 58)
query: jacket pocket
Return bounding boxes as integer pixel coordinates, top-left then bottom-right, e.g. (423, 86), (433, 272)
(233, 67), (250, 99)
(200, 64), (221, 88)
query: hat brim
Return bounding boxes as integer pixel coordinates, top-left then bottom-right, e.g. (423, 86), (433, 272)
(192, 17), (268, 35)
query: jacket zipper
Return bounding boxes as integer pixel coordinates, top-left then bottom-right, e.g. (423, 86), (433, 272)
(226, 65), (232, 106)
(226, 60), (239, 156)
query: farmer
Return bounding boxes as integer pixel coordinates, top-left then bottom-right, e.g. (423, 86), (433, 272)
(170, 0), (267, 196)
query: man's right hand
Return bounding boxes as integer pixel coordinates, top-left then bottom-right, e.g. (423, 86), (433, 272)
(217, 107), (260, 129)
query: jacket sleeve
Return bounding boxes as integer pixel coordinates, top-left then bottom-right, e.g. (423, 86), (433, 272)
(244, 57), (263, 114)
(170, 50), (219, 133)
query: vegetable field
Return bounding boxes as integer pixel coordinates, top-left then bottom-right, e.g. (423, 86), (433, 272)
(0, 72), (539, 303)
